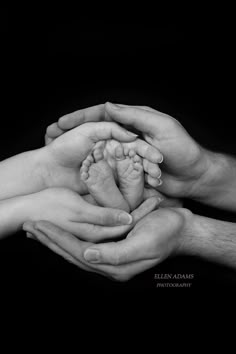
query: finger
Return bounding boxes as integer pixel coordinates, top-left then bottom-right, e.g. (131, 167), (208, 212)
(24, 222), (99, 272)
(145, 174), (163, 188)
(25, 221), (93, 258)
(131, 197), (162, 224)
(114, 103), (157, 113)
(105, 102), (167, 135)
(26, 232), (36, 240)
(123, 139), (163, 164)
(90, 258), (158, 282)
(79, 121), (138, 143)
(143, 159), (162, 178)
(58, 104), (110, 130)
(46, 122), (65, 139)
(25, 221), (159, 281)
(144, 187), (164, 199)
(83, 226), (157, 265)
(44, 134), (53, 145)
(79, 201), (133, 226)
(66, 222), (130, 242)
(82, 194), (99, 205)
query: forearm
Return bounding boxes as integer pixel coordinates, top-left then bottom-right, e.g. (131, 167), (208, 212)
(191, 150), (236, 211)
(180, 213), (236, 269)
(0, 196), (30, 240)
(0, 147), (48, 200)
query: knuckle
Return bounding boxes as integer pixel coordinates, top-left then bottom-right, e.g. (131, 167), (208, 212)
(100, 211), (113, 226)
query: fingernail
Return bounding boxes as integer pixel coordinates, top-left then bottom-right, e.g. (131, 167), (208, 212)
(118, 212), (133, 225)
(159, 155), (164, 163)
(22, 221), (35, 231)
(26, 232), (34, 239)
(84, 249), (101, 263)
(127, 131), (138, 138)
(108, 102), (121, 110)
(157, 179), (163, 186)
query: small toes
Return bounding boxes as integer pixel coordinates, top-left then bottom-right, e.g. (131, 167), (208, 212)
(93, 149), (104, 162)
(133, 154), (141, 163)
(83, 154), (94, 167)
(128, 149), (135, 158)
(81, 172), (89, 181)
(123, 145), (129, 156)
(134, 162), (143, 172)
(115, 144), (125, 160)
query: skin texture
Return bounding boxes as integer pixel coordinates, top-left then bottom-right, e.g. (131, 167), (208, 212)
(24, 102), (236, 281)
(45, 103), (236, 211)
(25, 208), (236, 281)
(0, 121), (138, 200)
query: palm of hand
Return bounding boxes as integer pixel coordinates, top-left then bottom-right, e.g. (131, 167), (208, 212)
(128, 208), (187, 262)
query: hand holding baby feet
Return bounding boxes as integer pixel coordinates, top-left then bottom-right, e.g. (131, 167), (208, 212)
(80, 154), (130, 212)
(115, 145), (144, 210)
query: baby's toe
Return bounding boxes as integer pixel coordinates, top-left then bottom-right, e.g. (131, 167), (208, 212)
(82, 154), (94, 167)
(81, 171), (89, 181)
(115, 144), (125, 160)
(128, 149), (136, 158)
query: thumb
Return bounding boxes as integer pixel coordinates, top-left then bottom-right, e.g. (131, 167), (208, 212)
(80, 121), (138, 143)
(105, 102), (158, 135)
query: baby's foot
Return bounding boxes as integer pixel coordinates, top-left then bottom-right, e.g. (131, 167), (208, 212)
(103, 138), (162, 186)
(80, 155), (130, 212)
(115, 145), (144, 211)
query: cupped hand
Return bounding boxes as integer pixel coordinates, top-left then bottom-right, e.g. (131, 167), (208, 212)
(23, 190), (162, 243)
(23, 203), (191, 282)
(46, 103), (210, 199)
(43, 121), (137, 194)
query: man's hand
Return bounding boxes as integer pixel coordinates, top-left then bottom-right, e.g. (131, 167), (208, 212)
(46, 103), (236, 211)
(25, 204), (236, 281)
(45, 104), (209, 197)
(24, 206), (191, 281)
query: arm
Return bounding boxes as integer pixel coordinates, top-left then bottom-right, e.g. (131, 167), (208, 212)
(46, 103), (236, 212)
(181, 211), (236, 268)
(0, 196), (29, 239)
(189, 150), (236, 211)
(0, 121), (136, 200)
(24, 207), (236, 281)
(0, 148), (49, 200)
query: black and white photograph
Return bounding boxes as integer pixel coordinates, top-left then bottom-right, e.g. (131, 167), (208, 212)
(1, 6), (236, 302)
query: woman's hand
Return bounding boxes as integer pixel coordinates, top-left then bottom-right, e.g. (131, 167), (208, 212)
(45, 103), (210, 200)
(43, 121), (138, 194)
(23, 206), (192, 281)
(23, 189), (162, 242)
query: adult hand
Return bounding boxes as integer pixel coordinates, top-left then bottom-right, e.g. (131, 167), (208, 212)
(23, 205), (191, 281)
(43, 121), (137, 194)
(45, 103), (211, 199)
(23, 188), (162, 242)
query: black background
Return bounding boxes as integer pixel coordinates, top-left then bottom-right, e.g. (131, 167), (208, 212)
(1, 6), (236, 302)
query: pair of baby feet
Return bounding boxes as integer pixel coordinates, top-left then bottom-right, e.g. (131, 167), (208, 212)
(80, 139), (163, 213)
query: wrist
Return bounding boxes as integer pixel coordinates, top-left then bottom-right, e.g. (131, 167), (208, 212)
(31, 146), (56, 190)
(174, 207), (196, 256)
(0, 195), (33, 238)
(187, 148), (226, 203)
